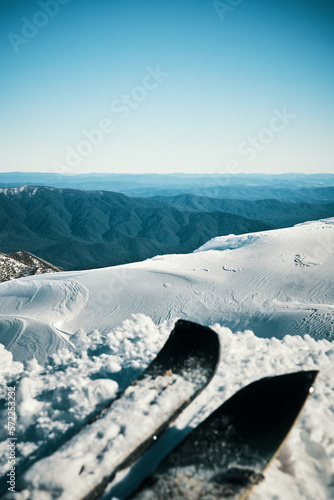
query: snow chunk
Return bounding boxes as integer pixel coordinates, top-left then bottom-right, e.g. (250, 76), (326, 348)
(0, 343), (23, 391)
(294, 253), (321, 267)
(195, 232), (264, 253)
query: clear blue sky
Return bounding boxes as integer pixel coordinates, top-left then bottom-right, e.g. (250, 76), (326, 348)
(1, 0), (333, 175)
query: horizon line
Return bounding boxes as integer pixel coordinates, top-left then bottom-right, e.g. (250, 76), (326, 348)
(1, 171), (334, 177)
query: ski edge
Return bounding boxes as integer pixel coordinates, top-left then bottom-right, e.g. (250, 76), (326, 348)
(239, 369), (319, 500)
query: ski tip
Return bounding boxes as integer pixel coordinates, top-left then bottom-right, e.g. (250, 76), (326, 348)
(174, 318), (215, 333)
(299, 369), (319, 389)
(271, 369), (319, 391)
(141, 319), (220, 383)
(173, 319), (221, 362)
(244, 369), (319, 391)
(218, 369), (319, 437)
(244, 369), (319, 400)
(172, 319), (218, 342)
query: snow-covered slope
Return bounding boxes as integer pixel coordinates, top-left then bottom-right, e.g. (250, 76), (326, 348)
(0, 219), (333, 363)
(0, 219), (333, 499)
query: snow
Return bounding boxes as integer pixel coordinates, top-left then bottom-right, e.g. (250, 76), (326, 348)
(0, 317), (333, 499)
(0, 218), (334, 499)
(19, 370), (197, 499)
(0, 186), (55, 196)
(0, 219), (333, 364)
(195, 231), (264, 252)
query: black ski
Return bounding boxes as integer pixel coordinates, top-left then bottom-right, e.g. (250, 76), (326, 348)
(129, 370), (318, 500)
(15, 320), (220, 500)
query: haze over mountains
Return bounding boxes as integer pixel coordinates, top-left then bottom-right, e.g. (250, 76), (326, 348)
(1, 172), (334, 200)
(0, 174), (333, 499)
(0, 186), (274, 270)
(1, 219), (333, 499)
(152, 195), (334, 228)
(1, 175), (334, 270)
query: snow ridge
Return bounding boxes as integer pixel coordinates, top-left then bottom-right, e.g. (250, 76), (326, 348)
(1, 218), (333, 364)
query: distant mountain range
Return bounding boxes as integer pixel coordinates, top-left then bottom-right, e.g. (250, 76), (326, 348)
(0, 186), (275, 270)
(1, 218), (333, 365)
(0, 183), (333, 271)
(152, 194), (334, 228)
(1, 172), (334, 201)
(0, 250), (62, 282)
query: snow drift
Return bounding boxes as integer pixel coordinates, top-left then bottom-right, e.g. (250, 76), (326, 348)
(0, 219), (333, 499)
(0, 316), (333, 499)
(0, 218), (333, 364)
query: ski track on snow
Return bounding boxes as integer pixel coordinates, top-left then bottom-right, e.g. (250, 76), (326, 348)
(0, 220), (333, 362)
(0, 219), (334, 499)
(0, 278), (89, 362)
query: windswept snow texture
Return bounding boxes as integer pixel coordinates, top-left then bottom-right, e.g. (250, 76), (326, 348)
(0, 219), (333, 499)
(0, 316), (333, 500)
(0, 219), (333, 364)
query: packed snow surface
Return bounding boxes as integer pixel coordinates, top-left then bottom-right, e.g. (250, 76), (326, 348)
(0, 317), (333, 499)
(0, 219), (333, 364)
(0, 219), (334, 499)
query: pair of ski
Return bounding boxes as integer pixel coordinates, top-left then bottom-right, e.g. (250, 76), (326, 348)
(15, 320), (317, 500)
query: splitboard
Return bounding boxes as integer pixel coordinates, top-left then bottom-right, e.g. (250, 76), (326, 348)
(15, 320), (220, 500)
(129, 370), (318, 500)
